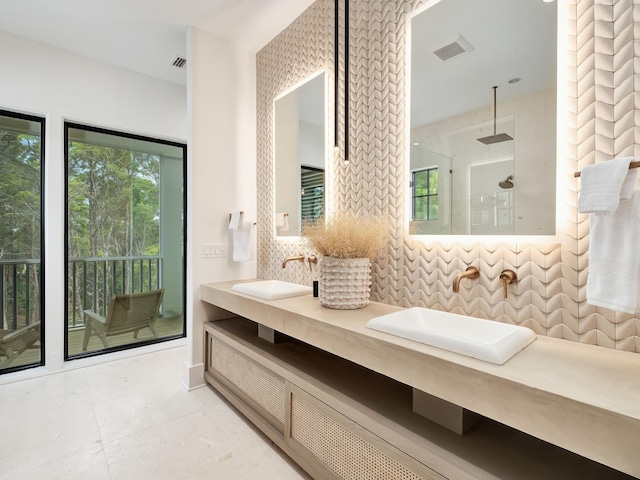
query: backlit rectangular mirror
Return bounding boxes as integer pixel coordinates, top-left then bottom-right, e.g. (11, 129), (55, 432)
(274, 71), (326, 237)
(408, 0), (557, 236)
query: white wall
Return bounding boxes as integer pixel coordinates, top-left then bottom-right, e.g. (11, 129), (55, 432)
(185, 27), (257, 390)
(0, 30), (188, 382)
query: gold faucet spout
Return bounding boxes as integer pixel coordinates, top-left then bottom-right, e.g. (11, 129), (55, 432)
(282, 255), (305, 269)
(453, 266), (480, 292)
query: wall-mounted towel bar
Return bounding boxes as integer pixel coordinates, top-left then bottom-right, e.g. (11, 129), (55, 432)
(229, 211), (244, 222)
(574, 161), (640, 177)
(228, 211), (256, 225)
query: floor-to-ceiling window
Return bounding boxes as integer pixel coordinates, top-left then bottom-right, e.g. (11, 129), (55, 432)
(65, 123), (185, 358)
(0, 110), (45, 373)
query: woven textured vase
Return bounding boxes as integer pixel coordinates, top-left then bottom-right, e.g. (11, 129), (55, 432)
(319, 256), (371, 309)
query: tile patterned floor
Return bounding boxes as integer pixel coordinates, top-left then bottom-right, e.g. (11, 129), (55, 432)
(0, 346), (311, 480)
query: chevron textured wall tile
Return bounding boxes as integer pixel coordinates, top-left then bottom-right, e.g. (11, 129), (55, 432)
(505, 304), (534, 325)
(616, 336), (636, 352)
(522, 318), (547, 334)
(529, 246), (548, 271)
(579, 329), (598, 344)
(597, 314), (616, 342)
(532, 289), (549, 313)
(552, 322), (570, 339)
(530, 306), (549, 333)
(547, 320), (564, 339)
(596, 330), (616, 348)
(616, 317), (636, 341)
(580, 312), (598, 334)
(615, 310), (636, 324)
(257, 0), (639, 353)
(514, 288), (533, 309)
(600, 305), (618, 323)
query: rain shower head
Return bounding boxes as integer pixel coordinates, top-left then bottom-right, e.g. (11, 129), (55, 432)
(499, 175), (514, 189)
(478, 132), (513, 145)
(477, 86), (513, 145)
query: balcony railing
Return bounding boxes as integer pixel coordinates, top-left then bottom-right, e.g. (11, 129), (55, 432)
(1, 256), (163, 333)
(68, 256), (162, 328)
(0, 259), (40, 331)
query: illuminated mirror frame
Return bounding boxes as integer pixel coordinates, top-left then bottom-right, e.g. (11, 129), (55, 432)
(404, 0), (567, 243)
(273, 69), (329, 238)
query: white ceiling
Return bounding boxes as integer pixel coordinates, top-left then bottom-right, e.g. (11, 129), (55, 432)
(0, 0), (316, 86)
(0, 0), (557, 119)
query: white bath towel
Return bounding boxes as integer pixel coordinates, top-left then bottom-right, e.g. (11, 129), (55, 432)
(586, 191), (640, 313)
(578, 157), (636, 215)
(233, 218), (254, 262)
(275, 212), (289, 232)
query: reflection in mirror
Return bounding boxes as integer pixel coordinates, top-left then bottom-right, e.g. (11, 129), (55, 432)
(408, 0), (557, 235)
(275, 72), (326, 236)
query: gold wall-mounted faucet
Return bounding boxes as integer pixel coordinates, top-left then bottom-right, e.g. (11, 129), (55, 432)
(282, 255), (305, 269)
(452, 266), (480, 292)
(499, 269), (517, 298)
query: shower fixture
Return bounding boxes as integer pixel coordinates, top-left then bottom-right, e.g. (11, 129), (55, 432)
(498, 175), (514, 189)
(477, 86), (513, 145)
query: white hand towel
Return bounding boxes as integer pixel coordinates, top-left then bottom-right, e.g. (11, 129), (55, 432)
(233, 219), (254, 262)
(586, 191), (640, 313)
(229, 210), (241, 230)
(619, 165), (638, 201)
(578, 157), (635, 215)
(275, 212), (289, 232)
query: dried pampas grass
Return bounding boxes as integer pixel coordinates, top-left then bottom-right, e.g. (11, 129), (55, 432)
(303, 214), (389, 259)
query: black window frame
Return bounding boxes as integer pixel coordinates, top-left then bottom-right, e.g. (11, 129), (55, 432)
(63, 122), (187, 361)
(301, 166), (325, 223)
(0, 108), (46, 374)
(411, 166), (439, 221)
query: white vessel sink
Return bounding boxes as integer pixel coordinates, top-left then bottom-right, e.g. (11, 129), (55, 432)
(232, 280), (312, 300)
(366, 307), (536, 365)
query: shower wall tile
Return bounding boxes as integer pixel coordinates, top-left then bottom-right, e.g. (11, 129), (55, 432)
(256, 0), (640, 353)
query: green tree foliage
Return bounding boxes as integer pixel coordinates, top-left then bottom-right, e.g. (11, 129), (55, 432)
(0, 131), (41, 260)
(0, 126), (42, 330)
(67, 140), (161, 322)
(67, 142), (160, 259)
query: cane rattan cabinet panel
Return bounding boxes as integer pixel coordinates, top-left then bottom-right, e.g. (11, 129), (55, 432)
(206, 332), (286, 431)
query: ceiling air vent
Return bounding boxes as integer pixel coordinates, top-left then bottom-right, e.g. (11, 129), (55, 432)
(171, 56), (187, 69)
(431, 35), (474, 62)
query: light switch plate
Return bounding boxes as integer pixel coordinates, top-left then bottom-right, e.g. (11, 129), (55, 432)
(202, 244), (226, 258)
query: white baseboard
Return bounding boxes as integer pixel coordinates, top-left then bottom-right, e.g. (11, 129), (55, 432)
(182, 360), (205, 391)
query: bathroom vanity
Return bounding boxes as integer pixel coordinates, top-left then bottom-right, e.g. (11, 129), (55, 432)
(201, 280), (639, 479)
